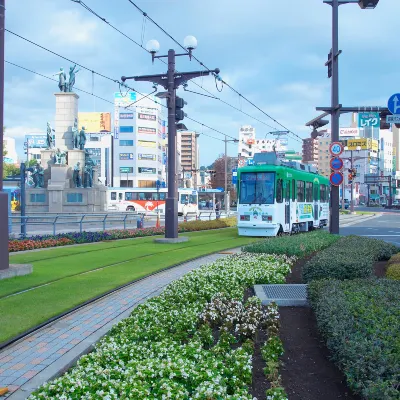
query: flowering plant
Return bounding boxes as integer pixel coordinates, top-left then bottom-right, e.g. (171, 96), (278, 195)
(30, 253), (293, 399)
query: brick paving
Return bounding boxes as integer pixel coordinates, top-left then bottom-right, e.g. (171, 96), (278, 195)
(0, 250), (240, 399)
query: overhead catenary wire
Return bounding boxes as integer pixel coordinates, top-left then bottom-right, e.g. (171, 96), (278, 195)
(70, 0), (301, 142)
(125, 0), (303, 142)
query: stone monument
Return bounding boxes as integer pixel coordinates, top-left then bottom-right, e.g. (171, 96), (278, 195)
(26, 66), (107, 213)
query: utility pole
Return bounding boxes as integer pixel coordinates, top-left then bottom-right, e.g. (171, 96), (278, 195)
(0, 0), (9, 271)
(224, 135), (228, 210)
(121, 39), (219, 240)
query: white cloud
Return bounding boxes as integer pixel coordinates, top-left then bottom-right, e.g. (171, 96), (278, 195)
(5, 126), (44, 139)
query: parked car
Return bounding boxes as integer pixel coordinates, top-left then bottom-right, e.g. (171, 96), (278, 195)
(339, 199), (350, 210)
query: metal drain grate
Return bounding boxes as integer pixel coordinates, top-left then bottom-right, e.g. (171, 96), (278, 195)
(254, 284), (308, 307)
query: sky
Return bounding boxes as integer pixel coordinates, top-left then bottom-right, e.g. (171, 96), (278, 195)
(4, 0), (400, 166)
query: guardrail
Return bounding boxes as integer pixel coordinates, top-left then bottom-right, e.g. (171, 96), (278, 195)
(10, 211), (237, 237)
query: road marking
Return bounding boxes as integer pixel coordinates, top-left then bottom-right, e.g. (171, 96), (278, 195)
(360, 235), (400, 237)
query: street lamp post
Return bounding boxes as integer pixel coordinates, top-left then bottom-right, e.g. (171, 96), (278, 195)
(121, 37), (219, 240)
(323, 0), (379, 233)
(0, 0), (9, 271)
(224, 136), (239, 212)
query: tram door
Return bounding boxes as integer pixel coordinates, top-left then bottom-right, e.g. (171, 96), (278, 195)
(284, 180), (290, 229)
(313, 183), (319, 225)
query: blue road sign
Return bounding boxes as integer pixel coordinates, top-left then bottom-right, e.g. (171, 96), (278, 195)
(330, 157), (343, 171)
(358, 112), (379, 128)
(330, 172), (343, 187)
(387, 93), (400, 115)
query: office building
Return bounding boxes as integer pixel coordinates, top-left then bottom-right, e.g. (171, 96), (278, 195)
(4, 136), (18, 164)
(113, 93), (166, 188)
(178, 131), (199, 188)
(302, 138), (318, 165)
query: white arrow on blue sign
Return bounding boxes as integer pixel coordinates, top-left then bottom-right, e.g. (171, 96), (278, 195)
(387, 93), (400, 115)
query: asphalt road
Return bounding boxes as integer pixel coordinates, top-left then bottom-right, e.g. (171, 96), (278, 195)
(340, 212), (400, 246)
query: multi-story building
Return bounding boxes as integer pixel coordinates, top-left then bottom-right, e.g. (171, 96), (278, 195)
(238, 125), (256, 158)
(113, 92), (166, 188)
(4, 136), (19, 164)
(302, 138), (318, 165)
(317, 131), (332, 177)
(178, 131), (199, 188)
(24, 135), (46, 164)
(85, 133), (112, 186)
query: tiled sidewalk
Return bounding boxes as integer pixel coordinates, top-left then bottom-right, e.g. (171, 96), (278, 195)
(0, 250), (239, 400)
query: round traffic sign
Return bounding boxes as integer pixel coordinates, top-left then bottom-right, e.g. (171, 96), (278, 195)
(330, 171), (344, 186)
(330, 157), (343, 171)
(388, 93), (400, 115)
(329, 142), (344, 156)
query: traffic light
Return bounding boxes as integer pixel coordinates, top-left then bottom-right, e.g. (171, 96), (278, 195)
(175, 96), (187, 121)
(352, 168), (357, 178)
(208, 169), (216, 177)
(311, 119), (329, 139)
(348, 173), (353, 184)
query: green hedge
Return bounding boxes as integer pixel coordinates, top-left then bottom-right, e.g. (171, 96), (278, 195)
(302, 236), (398, 283)
(179, 217), (236, 232)
(242, 230), (340, 258)
(308, 279), (400, 399)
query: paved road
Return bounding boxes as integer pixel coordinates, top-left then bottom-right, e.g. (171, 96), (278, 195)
(340, 212), (400, 246)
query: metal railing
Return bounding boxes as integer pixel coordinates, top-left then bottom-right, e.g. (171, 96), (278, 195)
(10, 210), (237, 237)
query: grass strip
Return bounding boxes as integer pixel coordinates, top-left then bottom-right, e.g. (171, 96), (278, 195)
(0, 229), (258, 343)
(3, 230), (233, 299)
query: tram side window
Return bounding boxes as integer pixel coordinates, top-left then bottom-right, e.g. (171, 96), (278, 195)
(292, 180), (296, 201)
(276, 179), (283, 203)
(320, 185), (327, 202)
(286, 181), (291, 202)
(118, 193), (123, 201)
(297, 181), (305, 202)
(111, 192), (117, 201)
(306, 182), (313, 202)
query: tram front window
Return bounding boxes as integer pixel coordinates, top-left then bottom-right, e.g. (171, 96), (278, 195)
(239, 172), (275, 205)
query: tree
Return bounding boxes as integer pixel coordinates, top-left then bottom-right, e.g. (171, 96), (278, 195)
(27, 159), (38, 168)
(3, 163), (20, 178)
(2, 126), (6, 157)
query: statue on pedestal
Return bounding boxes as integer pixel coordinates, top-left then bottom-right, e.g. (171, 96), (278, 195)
(72, 118), (79, 149)
(84, 164), (93, 188)
(46, 122), (55, 149)
(68, 64), (80, 92)
(73, 162), (83, 188)
(54, 148), (67, 165)
(79, 126), (87, 150)
(53, 68), (67, 92)
(31, 163), (44, 188)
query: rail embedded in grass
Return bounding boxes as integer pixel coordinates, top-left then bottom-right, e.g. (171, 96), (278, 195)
(242, 231), (340, 258)
(1, 229), (260, 344)
(29, 253), (293, 400)
(308, 279), (400, 399)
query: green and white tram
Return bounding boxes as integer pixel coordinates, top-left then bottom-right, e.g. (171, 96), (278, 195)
(237, 153), (330, 237)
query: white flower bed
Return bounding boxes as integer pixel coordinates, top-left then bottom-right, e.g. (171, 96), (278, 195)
(30, 253), (293, 400)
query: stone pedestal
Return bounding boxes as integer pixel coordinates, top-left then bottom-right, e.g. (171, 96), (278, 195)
(48, 165), (70, 189)
(66, 150), (85, 184)
(54, 92), (79, 151)
(0, 264), (33, 280)
(41, 149), (55, 186)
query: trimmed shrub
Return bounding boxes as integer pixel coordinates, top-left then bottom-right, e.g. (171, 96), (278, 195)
(387, 253), (400, 265)
(387, 263), (400, 280)
(242, 230), (340, 258)
(308, 278), (400, 399)
(179, 217), (236, 232)
(303, 236), (398, 283)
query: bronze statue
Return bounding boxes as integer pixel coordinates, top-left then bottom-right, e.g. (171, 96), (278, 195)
(68, 64), (80, 92)
(79, 126), (86, 150)
(46, 122), (54, 149)
(53, 68), (67, 92)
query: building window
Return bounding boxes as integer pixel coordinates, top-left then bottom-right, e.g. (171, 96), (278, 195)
(33, 154), (41, 160)
(119, 126), (134, 133)
(120, 140), (134, 146)
(30, 193), (45, 203)
(89, 136), (99, 141)
(67, 193), (83, 203)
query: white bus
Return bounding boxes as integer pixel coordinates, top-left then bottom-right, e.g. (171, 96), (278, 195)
(107, 187), (198, 216)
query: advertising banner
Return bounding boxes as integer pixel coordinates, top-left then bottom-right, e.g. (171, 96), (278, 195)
(120, 112), (134, 119)
(138, 167), (156, 174)
(25, 135), (47, 148)
(138, 140), (156, 148)
(138, 127), (156, 134)
(138, 113), (156, 121)
(119, 153), (134, 160)
(138, 154), (156, 161)
(346, 138), (378, 151)
(78, 112), (111, 133)
(358, 112), (379, 128)
(114, 92), (136, 106)
(339, 128), (359, 137)
(120, 167), (133, 173)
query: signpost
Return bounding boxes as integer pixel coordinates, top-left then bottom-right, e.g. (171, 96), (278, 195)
(358, 112), (379, 128)
(330, 171), (344, 186)
(329, 142), (343, 157)
(387, 93), (400, 125)
(330, 157), (343, 170)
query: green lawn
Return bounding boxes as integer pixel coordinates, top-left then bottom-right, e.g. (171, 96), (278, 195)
(1, 228), (259, 343)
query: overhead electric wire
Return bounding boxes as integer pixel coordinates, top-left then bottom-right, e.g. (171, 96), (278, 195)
(69, 0), (302, 143)
(4, 43), (237, 143)
(125, 0), (303, 142)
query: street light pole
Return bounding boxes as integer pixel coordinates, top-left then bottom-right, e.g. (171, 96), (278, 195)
(121, 37), (219, 239)
(0, 0), (9, 271)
